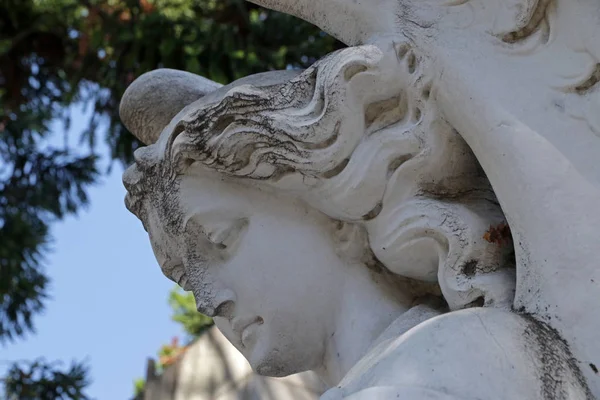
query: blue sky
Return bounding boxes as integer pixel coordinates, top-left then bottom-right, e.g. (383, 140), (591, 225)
(0, 107), (183, 399)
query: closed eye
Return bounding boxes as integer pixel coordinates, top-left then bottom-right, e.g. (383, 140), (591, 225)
(183, 214), (249, 260)
(204, 218), (248, 254)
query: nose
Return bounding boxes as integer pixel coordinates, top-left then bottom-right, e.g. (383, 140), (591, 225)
(195, 289), (236, 319)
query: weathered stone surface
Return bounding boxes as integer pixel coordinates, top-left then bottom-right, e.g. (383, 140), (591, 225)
(121, 1), (600, 398)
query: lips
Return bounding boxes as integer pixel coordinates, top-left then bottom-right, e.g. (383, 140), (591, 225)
(232, 316), (263, 346)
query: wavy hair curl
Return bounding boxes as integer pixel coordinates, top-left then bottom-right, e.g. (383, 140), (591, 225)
(124, 44), (516, 310)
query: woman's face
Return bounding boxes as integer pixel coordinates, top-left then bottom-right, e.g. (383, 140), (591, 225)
(142, 169), (349, 376)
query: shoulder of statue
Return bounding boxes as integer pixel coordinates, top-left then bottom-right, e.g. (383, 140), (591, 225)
(321, 385), (469, 400)
(335, 308), (587, 400)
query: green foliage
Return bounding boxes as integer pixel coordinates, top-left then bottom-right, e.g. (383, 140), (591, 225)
(3, 359), (90, 400)
(0, 149), (98, 341)
(1, 0), (343, 164)
(129, 287), (214, 396)
(169, 286), (213, 340)
(0, 0), (101, 342)
(132, 377), (145, 399)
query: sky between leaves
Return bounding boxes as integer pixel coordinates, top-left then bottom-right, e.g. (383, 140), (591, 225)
(0, 107), (183, 399)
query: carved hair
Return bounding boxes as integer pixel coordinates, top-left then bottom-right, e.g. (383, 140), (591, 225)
(124, 45), (515, 310)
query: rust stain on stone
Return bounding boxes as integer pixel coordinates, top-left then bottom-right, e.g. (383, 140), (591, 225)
(483, 222), (512, 246)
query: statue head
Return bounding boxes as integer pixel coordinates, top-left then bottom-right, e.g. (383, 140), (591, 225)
(122, 45), (515, 376)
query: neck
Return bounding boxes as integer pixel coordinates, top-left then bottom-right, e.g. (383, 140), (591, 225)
(314, 265), (410, 387)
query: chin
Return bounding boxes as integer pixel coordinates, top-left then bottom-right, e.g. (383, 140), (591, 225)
(254, 360), (293, 377)
(248, 341), (313, 378)
(242, 325), (324, 377)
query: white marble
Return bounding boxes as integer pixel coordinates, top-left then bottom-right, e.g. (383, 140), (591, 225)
(121, 1), (600, 398)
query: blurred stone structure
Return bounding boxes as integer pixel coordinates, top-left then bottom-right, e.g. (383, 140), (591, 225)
(142, 326), (326, 400)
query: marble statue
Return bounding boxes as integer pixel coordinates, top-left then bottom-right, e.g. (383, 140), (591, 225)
(120, 0), (600, 398)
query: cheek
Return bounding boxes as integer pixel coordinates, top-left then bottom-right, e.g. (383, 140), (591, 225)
(217, 213), (341, 315)
(248, 220), (339, 287)
(221, 227), (300, 295)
